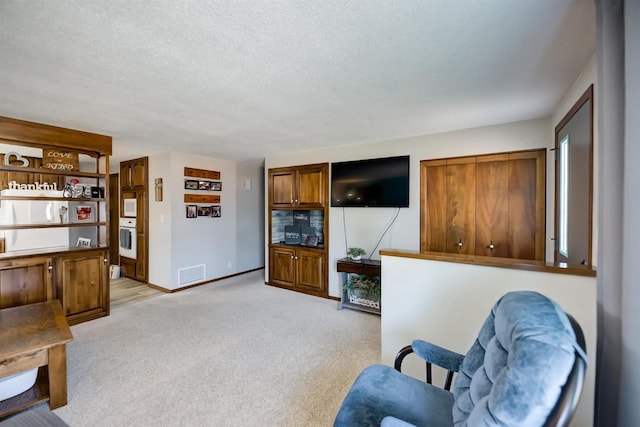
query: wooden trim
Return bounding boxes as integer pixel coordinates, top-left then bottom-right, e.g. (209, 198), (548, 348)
(379, 249), (596, 277)
(0, 116), (111, 155)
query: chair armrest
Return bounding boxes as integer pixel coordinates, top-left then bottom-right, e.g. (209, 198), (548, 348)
(411, 339), (464, 373)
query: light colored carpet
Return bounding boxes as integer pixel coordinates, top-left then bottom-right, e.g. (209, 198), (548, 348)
(54, 270), (380, 426)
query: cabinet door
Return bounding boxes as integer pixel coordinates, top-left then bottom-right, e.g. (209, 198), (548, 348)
(295, 249), (325, 292)
(421, 159), (447, 252)
(58, 251), (107, 318)
(270, 170), (295, 208)
(507, 151), (545, 260)
(0, 257), (53, 309)
(131, 158), (147, 189)
(476, 155), (509, 257)
(120, 162), (133, 189)
(445, 157), (476, 255)
(296, 166), (325, 208)
(269, 247), (295, 287)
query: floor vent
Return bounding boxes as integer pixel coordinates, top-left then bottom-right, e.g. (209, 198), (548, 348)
(178, 264), (206, 286)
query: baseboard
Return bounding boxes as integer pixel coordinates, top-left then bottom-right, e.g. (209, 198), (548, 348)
(147, 267), (265, 293)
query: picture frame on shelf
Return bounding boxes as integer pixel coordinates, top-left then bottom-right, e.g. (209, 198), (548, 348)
(186, 204), (197, 218)
(76, 237), (91, 247)
(210, 181), (222, 191)
(211, 205), (221, 217)
(304, 235), (318, 247)
(198, 180), (211, 190)
(198, 205), (211, 216)
(184, 179), (199, 190)
(74, 205), (93, 222)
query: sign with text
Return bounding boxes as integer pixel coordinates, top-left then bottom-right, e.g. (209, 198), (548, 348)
(43, 149), (79, 171)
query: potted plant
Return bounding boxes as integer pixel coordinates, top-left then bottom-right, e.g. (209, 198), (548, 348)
(347, 247), (366, 261)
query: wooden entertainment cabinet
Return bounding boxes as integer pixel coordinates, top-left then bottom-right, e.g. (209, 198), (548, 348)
(267, 163), (329, 297)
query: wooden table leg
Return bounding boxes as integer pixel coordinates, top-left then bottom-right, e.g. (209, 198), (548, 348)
(47, 345), (67, 409)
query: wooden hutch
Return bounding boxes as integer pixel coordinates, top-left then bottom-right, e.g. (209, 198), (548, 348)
(0, 116), (111, 325)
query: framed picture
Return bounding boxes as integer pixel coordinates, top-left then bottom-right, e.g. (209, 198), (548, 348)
(198, 205), (211, 216)
(186, 204), (197, 218)
(185, 179), (199, 190)
(76, 237), (91, 247)
(198, 180), (211, 190)
(210, 181), (222, 191)
(211, 205), (221, 217)
(75, 205), (93, 222)
(304, 235), (318, 247)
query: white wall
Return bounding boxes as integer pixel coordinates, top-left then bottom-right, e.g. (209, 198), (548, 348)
(235, 161), (265, 272)
(148, 152), (173, 287)
(148, 152), (263, 290)
(380, 254), (596, 427)
(265, 118), (551, 297)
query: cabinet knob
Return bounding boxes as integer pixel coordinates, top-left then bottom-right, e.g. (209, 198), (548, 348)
(295, 256), (298, 260)
(48, 264), (53, 271)
(291, 255), (294, 259)
(290, 199), (294, 204)
(104, 258), (108, 264)
(458, 239), (463, 249)
(488, 241), (495, 251)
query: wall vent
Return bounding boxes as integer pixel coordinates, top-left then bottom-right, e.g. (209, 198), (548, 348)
(178, 264), (206, 286)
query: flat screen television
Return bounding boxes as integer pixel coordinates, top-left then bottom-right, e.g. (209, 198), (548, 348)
(331, 155), (409, 207)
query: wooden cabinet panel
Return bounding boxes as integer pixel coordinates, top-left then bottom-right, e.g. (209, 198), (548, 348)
(445, 159), (476, 255)
(0, 257), (53, 309)
(268, 164), (326, 208)
(476, 156), (509, 257)
(135, 234), (146, 280)
(120, 162), (133, 190)
(269, 247), (295, 287)
(421, 149), (545, 261)
(270, 171), (295, 207)
(296, 167), (325, 208)
(422, 161), (447, 252)
(508, 152), (545, 260)
(296, 249), (325, 292)
(120, 256), (136, 280)
(131, 159), (147, 189)
(57, 250), (108, 323)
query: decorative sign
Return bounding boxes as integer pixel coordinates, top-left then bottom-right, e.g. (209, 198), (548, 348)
(8, 180), (59, 191)
(43, 149), (79, 171)
(183, 194), (221, 203)
(184, 167), (220, 180)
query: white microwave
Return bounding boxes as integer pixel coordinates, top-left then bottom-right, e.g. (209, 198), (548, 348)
(123, 198), (137, 217)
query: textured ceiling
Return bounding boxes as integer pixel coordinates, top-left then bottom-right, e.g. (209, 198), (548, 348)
(0, 1), (595, 165)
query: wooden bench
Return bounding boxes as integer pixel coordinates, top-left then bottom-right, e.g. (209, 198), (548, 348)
(0, 300), (73, 418)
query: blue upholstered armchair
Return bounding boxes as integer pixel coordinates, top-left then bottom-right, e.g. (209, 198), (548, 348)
(334, 291), (587, 427)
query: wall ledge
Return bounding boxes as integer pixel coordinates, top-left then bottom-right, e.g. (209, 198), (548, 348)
(379, 249), (596, 277)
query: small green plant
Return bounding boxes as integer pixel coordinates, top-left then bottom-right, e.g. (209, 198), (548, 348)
(343, 274), (380, 299)
(347, 247), (366, 258)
